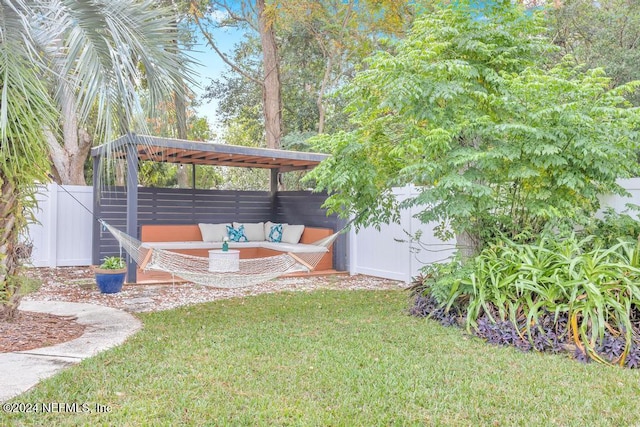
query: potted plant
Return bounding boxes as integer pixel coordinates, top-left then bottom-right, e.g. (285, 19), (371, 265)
(94, 256), (127, 293)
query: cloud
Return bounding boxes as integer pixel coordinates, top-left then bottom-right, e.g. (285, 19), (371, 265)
(206, 9), (230, 24)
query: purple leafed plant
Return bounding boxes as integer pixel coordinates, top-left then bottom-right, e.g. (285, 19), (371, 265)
(624, 344), (640, 369)
(527, 311), (569, 353)
(597, 335), (626, 362)
(475, 316), (530, 350)
(410, 294), (460, 326)
(574, 346), (590, 364)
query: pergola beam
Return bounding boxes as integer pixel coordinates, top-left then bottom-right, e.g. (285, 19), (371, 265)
(94, 133), (328, 172)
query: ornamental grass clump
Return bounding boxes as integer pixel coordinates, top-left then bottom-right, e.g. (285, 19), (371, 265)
(410, 234), (640, 368)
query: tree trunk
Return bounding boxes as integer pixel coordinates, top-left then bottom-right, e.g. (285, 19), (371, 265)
(45, 79), (93, 185)
(115, 160), (126, 187)
(256, 0), (283, 149)
(0, 173), (23, 321)
(174, 88), (191, 188)
(45, 128), (92, 185)
(177, 165), (190, 188)
(455, 134), (483, 262)
(317, 53), (334, 134)
(456, 230), (482, 263)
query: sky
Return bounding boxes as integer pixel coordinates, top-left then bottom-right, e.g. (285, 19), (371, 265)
(189, 25), (244, 134)
(186, 0), (519, 137)
(185, 3), (247, 136)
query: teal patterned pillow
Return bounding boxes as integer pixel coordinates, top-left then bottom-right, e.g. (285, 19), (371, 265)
(268, 223), (283, 243)
(226, 224), (248, 242)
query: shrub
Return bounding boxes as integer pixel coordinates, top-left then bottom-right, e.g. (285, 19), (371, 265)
(410, 233), (640, 368)
(581, 208), (640, 248)
(408, 275), (461, 327)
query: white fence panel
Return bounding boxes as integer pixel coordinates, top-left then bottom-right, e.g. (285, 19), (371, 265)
(26, 184), (93, 267)
(350, 186), (455, 282)
(24, 179), (640, 272)
(598, 178), (640, 215)
(351, 180), (640, 282)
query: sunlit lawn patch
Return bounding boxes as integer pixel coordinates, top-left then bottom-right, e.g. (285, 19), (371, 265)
(4, 290), (640, 426)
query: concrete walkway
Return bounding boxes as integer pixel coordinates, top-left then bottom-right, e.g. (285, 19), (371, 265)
(0, 301), (141, 402)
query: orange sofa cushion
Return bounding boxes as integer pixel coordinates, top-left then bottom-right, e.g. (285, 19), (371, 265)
(140, 224), (334, 271)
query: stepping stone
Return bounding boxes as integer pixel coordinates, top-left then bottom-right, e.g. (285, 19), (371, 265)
(123, 297), (155, 305)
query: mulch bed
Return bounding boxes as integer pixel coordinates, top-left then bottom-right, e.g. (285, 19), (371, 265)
(0, 311), (85, 353)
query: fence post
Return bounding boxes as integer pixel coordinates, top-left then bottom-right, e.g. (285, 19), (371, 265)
(407, 184), (416, 282)
(47, 182), (59, 268)
(349, 225), (357, 276)
(401, 185), (413, 283)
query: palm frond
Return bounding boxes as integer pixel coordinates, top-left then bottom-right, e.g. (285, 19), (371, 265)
(37, 0), (193, 142)
(0, 1), (55, 177)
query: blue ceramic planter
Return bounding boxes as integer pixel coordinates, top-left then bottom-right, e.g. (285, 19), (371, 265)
(94, 269), (126, 293)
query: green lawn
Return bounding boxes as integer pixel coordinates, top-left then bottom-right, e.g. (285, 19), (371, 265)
(3, 290), (640, 426)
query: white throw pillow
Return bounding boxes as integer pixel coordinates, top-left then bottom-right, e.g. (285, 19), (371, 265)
(233, 222), (265, 241)
(198, 223), (230, 242)
(281, 224), (305, 244)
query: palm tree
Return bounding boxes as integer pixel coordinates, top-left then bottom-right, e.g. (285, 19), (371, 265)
(0, 0), (190, 321)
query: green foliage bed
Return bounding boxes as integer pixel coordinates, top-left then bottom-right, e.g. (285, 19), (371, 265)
(411, 215), (640, 368)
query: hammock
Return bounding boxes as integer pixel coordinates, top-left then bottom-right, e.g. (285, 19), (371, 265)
(100, 220), (339, 289)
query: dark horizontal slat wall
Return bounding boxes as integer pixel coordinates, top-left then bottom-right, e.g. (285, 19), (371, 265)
(95, 187), (272, 263)
(274, 191), (347, 271)
(94, 187), (127, 263)
(94, 187), (347, 271)
(137, 188), (272, 224)
(274, 191), (334, 228)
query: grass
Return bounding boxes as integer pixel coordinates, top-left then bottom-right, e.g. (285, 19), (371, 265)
(3, 289), (640, 426)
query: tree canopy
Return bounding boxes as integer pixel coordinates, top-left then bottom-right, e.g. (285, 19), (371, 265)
(201, 0), (415, 147)
(305, 0), (640, 256)
(548, 0), (640, 105)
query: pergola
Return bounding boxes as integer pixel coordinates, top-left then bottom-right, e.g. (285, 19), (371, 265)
(91, 133), (328, 172)
(90, 133), (339, 283)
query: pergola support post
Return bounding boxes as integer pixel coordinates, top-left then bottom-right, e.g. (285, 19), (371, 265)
(270, 168), (279, 217)
(125, 135), (139, 283)
(91, 155), (101, 265)
(334, 217), (349, 272)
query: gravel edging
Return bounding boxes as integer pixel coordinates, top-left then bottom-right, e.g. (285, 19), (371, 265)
(23, 268), (407, 313)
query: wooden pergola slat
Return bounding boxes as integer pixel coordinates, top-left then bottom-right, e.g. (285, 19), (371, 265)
(95, 133), (328, 171)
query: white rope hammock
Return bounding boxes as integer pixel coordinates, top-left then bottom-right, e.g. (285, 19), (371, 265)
(100, 221), (339, 288)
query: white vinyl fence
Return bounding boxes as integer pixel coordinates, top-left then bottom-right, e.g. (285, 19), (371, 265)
(598, 178), (640, 216)
(24, 179), (640, 279)
(348, 185), (456, 283)
(350, 179), (640, 282)
(25, 184), (93, 267)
